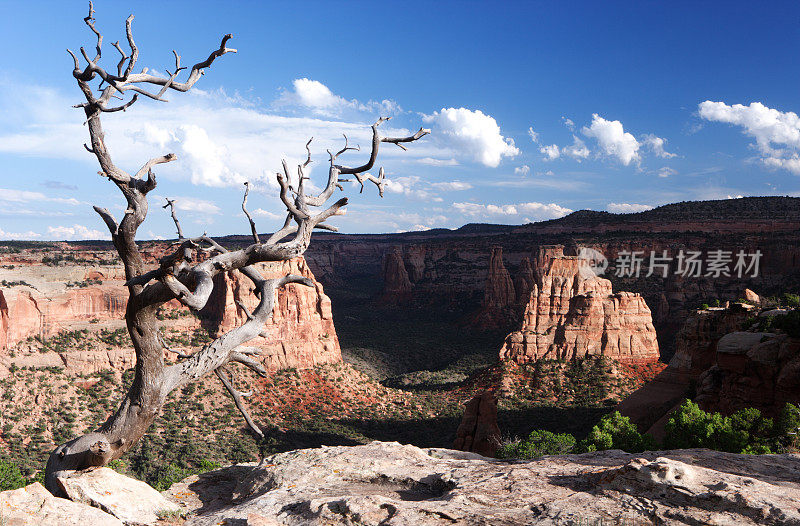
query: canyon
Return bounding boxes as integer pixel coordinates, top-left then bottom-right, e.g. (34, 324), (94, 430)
(618, 302), (800, 437)
(0, 251), (340, 375)
(499, 245), (660, 365)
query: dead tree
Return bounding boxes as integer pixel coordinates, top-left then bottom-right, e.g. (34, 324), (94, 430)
(44, 4), (428, 496)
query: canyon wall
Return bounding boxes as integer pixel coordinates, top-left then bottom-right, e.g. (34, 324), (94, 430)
(617, 303), (800, 437)
(199, 256), (341, 370)
(0, 252), (340, 373)
(499, 246), (660, 365)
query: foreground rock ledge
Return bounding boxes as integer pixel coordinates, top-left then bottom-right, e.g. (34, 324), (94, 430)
(0, 482), (123, 526)
(165, 441), (800, 525)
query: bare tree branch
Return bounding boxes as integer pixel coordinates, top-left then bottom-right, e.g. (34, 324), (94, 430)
(215, 366), (263, 437)
(162, 198), (184, 240)
(241, 182), (259, 244)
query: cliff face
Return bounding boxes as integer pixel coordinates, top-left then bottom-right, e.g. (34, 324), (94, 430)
(499, 249), (659, 365)
(0, 251), (340, 373)
(0, 286), (127, 350)
(618, 304), (800, 437)
(199, 256), (341, 371)
(379, 247), (413, 305)
(470, 246), (517, 328)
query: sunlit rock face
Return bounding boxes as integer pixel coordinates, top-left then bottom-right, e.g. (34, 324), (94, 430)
(500, 247), (660, 365)
(0, 250), (340, 374)
(199, 256), (342, 371)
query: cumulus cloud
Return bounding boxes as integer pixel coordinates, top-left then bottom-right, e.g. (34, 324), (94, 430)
(698, 100), (800, 174)
(582, 114), (640, 166)
(540, 144), (560, 161)
(562, 135), (590, 161)
(277, 78), (400, 117)
(423, 107), (519, 167)
(385, 176), (442, 201)
(0, 228), (40, 240)
(47, 224), (109, 240)
(251, 208), (284, 220)
(657, 167), (677, 178)
(452, 201), (572, 220)
(607, 202), (653, 213)
(539, 137), (588, 162)
(174, 197), (221, 214)
(527, 127), (539, 143)
(514, 165), (530, 175)
(642, 134), (676, 158)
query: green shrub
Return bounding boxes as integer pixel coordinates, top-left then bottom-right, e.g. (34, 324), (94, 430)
(664, 400), (794, 453)
(0, 458), (27, 491)
(578, 411), (655, 453)
(497, 429), (576, 459)
(782, 293), (800, 308)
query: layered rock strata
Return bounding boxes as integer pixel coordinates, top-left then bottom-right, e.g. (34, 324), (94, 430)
(199, 256), (341, 370)
(0, 252), (340, 373)
(618, 303), (800, 437)
(500, 250), (660, 364)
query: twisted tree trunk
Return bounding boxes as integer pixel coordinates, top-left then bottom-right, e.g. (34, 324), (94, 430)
(44, 3), (429, 496)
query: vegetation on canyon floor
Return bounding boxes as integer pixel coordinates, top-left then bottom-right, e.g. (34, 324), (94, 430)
(498, 401), (800, 460)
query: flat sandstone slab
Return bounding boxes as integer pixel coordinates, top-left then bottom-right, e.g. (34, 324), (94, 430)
(58, 467), (181, 525)
(164, 441), (800, 525)
(0, 482), (123, 526)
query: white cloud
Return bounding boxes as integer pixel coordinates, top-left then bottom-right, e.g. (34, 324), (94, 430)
(562, 135), (590, 161)
(657, 167), (677, 178)
(540, 144), (560, 161)
(607, 202), (653, 213)
(562, 117), (575, 130)
(514, 165), (530, 175)
(698, 100), (800, 174)
(0, 83), (431, 192)
(422, 107), (519, 167)
(582, 114), (640, 166)
(251, 208), (284, 220)
(277, 78), (400, 117)
(452, 201), (571, 220)
(0, 188), (82, 206)
(527, 127), (539, 143)
(417, 157), (459, 166)
(154, 195), (221, 214)
(0, 228), (40, 240)
(47, 224), (109, 240)
(540, 137), (588, 162)
(385, 176), (442, 201)
(642, 134), (676, 158)
(430, 181), (472, 191)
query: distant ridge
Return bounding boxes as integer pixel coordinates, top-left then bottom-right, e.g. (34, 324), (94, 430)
(514, 196), (800, 234)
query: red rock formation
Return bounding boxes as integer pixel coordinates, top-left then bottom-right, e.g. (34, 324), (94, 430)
(379, 247), (413, 305)
(514, 257), (535, 312)
(616, 304), (781, 438)
(199, 256), (341, 371)
(500, 252), (660, 365)
(0, 252), (341, 374)
(453, 391), (501, 457)
(1, 286), (127, 349)
(0, 290), (8, 351)
(471, 246), (517, 328)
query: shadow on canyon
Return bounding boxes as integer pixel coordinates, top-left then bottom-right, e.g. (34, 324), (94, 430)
(258, 405), (614, 453)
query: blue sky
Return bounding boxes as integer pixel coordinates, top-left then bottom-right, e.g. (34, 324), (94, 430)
(0, 1), (799, 240)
